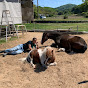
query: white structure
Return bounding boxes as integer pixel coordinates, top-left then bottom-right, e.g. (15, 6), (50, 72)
(0, 0), (22, 25)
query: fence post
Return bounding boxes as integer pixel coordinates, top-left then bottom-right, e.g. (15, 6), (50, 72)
(6, 25), (7, 42)
(34, 22), (35, 32)
(0, 29), (1, 37)
(77, 25), (78, 34)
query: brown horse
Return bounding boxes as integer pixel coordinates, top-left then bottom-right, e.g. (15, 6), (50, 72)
(41, 32), (87, 54)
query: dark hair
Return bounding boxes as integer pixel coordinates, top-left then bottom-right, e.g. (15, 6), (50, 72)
(32, 37), (37, 41)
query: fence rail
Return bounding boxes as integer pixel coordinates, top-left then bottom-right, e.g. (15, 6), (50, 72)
(33, 20), (88, 23)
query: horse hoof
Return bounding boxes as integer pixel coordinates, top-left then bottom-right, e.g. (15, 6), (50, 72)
(58, 48), (65, 52)
(31, 64), (36, 69)
(54, 62), (57, 65)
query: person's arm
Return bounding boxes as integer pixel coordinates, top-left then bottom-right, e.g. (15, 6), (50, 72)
(36, 42), (39, 49)
(28, 44), (32, 50)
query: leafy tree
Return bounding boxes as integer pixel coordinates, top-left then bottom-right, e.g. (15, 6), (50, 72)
(63, 15), (68, 19)
(33, 5), (58, 18)
(56, 4), (76, 15)
(82, 0), (88, 2)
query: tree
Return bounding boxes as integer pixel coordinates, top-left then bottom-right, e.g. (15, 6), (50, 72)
(82, 0), (88, 2)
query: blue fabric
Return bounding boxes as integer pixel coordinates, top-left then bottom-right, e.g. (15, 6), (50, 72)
(5, 44), (24, 55)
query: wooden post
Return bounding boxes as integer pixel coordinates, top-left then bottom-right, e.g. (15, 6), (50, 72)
(6, 25), (7, 42)
(77, 25), (78, 34)
(25, 25), (27, 33)
(16, 25), (19, 38)
(0, 29), (1, 37)
(21, 26), (24, 35)
(37, 0), (39, 19)
(33, 22), (35, 32)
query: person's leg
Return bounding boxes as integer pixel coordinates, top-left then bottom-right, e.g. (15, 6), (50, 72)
(9, 49), (24, 55)
(0, 50), (5, 53)
(3, 49), (24, 57)
(5, 44), (23, 53)
(3, 44), (24, 57)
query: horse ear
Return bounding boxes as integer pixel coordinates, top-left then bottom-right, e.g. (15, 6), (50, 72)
(44, 32), (47, 35)
(45, 32), (49, 36)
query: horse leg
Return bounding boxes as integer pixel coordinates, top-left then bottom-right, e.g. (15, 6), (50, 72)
(41, 62), (47, 68)
(58, 48), (65, 52)
(41, 59), (47, 68)
(30, 57), (36, 68)
(26, 52), (36, 68)
(64, 41), (72, 54)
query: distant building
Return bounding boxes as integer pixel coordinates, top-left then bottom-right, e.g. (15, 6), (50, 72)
(0, 0), (22, 25)
(0, 0), (34, 24)
(21, 0), (34, 23)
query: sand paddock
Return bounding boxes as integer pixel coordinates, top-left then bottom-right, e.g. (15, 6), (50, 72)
(0, 32), (88, 88)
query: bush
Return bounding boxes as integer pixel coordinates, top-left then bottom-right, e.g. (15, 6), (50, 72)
(81, 12), (88, 18)
(63, 15), (68, 19)
(34, 11), (38, 19)
(85, 12), (88, 18)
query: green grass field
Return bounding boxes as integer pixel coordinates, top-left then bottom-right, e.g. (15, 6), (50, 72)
(25, 15), (88, 31)
(35, 15), (88, 21)
(21, 15), (88, 31)
(25, 23), (88, 32)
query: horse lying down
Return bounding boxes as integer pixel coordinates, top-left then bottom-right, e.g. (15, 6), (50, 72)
(20, 46), (57, 68)
(41, 32), (87, 54)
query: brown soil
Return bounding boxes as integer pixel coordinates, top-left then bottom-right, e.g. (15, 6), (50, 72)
(0, 32), (88, 88)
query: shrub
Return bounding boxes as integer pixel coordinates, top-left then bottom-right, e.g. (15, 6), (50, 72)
(63, 15), (68, 19)
(85, 12), (88, 18)
(81, 12), (88, 18)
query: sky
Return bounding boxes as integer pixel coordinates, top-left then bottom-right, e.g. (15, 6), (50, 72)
(33, 0), (83, 8)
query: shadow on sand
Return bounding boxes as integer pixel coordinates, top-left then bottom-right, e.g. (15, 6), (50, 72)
(34, 64), (47, 73)
(78, 80), (88, 84)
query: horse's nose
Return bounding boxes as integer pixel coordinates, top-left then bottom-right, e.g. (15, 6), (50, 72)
(41, 41), (43, 45)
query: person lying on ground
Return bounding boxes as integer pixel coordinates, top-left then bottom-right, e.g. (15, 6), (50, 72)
(0, 37), (39, 57)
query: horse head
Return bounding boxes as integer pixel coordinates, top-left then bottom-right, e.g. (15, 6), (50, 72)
(41, 32), (49, 44)
(44, 47), (55, 65)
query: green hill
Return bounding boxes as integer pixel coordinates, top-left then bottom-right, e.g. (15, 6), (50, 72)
(34, 4), (77, 18)
(56, 4), (76, 11)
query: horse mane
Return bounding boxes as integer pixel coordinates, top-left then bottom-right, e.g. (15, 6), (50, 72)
(44, 31), (69, 38)
(44, 31), (68, 35)
(41, 46), (53, 58)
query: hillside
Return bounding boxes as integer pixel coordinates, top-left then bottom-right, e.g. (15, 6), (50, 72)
(34, 4), (77, 18)
(56, 4), (77, 11)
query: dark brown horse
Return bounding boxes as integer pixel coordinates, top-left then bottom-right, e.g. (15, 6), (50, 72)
(41, 32), (87, 54)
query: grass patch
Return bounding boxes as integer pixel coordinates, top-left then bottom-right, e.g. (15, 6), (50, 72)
(0, 36), (19, 44)
(24, 23), (88, 32)
(9, 36), (18, 41)
(0, 39), (6, 44)
(35, 15), (88, 21)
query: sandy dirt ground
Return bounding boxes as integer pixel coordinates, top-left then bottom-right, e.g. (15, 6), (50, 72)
(0, 32), (88, 88)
